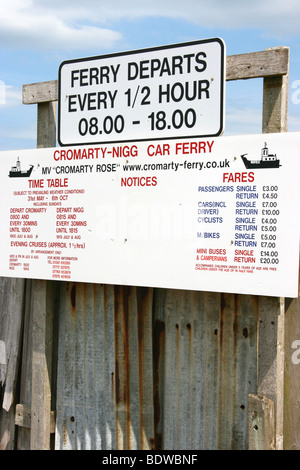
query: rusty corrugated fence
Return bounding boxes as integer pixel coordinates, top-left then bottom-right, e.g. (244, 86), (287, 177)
(54, 283), (258, 449)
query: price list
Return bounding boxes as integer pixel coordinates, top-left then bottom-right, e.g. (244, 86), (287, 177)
(260, 185), (279, 266)
(195, 184), (285, 273)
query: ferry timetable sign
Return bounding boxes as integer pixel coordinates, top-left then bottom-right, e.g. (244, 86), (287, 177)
(1, 132), (300, 298)
(58, 38), (225, 146)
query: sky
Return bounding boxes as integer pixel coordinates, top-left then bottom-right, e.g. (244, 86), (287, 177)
(0, 0), (300, 151)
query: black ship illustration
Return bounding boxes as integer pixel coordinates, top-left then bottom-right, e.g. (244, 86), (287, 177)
(9, 158), (34, 178)
(241, 142), (280, 169)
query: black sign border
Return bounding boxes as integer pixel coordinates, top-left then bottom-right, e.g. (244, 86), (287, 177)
(57, 38), (226, 147)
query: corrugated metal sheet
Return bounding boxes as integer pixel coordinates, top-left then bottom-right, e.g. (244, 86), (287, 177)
(55, 282), (154, 450)
(55, 283), (258, 450)
(153, 289), (258, 450)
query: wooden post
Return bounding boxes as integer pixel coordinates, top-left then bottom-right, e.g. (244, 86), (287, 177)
(257, 46), (289, 450)
(26, 94), (57, 449)
(0, 278), (25, 449)
(262, 47), (289, 134)
(283, 298), (300, 449)
(248, 394), (275, 450)
(37, 102), (57, 148)
(30, 280), (52, 449)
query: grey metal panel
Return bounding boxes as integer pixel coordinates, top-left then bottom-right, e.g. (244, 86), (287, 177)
(55, 282), (258, 450)
(55, 282), (117, 449)
(153, 289), (258, 450)
(55, 283), (155, 450)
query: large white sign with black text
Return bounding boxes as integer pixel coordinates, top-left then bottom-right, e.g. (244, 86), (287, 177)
(58, 39), (225, 146)
(1, 132), (299, 297)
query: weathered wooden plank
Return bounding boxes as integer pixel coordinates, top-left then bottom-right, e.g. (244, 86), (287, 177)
(0, 278), (25, 412)
(258, 47), (289, 450)
(257, 297), (281, 403)
(0, 278), (26, 449)
(37, 101), (57, 148)
(0, 407), (16, 450)
(15, 404), (55, 433)
(22, 48), (289, 106)
(248, 394), (275, 450)
(16, 280), (34, 449)
(227, 48), (289, 81)
(30, 280), (52, 449)
(263, 75), (289, 133)
(30, 99), (57, 449)
(23, 80), (58, 104)
(257, 297), (284, 449)
(282, 298), (300, 449)
(262, 46), (289, 133)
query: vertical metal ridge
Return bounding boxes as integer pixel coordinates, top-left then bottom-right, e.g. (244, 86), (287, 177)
(55, 284), (258, 450)
(55, 283), (154, 450)
(55, 282), (117, 449)
(153, 289), (258, 450)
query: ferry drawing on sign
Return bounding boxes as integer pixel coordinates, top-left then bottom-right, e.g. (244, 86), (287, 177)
(8, 157), (34, 178)
(241, 142), (280, 169)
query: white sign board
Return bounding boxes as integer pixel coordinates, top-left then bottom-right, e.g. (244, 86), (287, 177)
(58, 39), (225, 146)
(1, 133), (300, 297)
